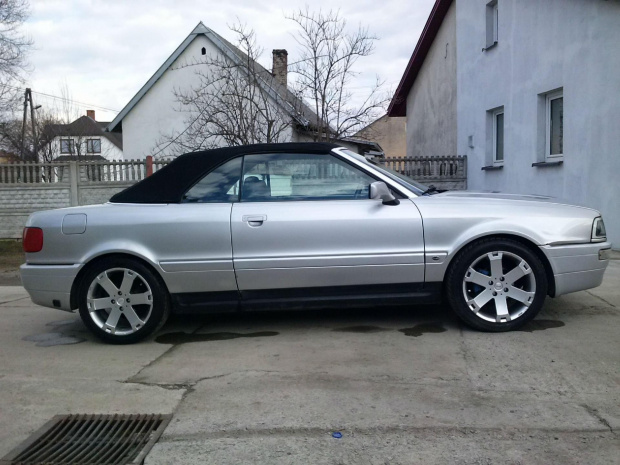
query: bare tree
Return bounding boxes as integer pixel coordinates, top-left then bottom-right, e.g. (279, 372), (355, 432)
(154, 24), (294, 157)
(0, 84), (118, 163)
(0, 107), (62, 162)
(0, 0), (32, 118)
(0, 82), (78, 162)
(287, 8), (388, 141)
(37, 83), (113, 162)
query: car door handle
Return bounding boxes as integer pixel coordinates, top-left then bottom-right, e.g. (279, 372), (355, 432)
(242, 215), (267, 227)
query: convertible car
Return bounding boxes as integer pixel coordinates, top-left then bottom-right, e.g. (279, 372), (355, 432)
(20, 143), (611, 343)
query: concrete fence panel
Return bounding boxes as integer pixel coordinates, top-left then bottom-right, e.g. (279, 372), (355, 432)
(0, 159), (169, 238)
(0, 155), (466, 238)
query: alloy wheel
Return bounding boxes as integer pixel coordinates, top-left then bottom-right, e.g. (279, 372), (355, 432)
(462, 251), (536, 323)
(86, 267), (154, 336)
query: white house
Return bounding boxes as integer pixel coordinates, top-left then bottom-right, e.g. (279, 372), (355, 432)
(389, 0), (620, 247)
(45, 110), (123, 161)
(106, 22), (320, 160)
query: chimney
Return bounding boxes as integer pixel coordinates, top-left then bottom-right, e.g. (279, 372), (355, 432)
(272, 49), (288, 87)
(86, 109), (95, 120)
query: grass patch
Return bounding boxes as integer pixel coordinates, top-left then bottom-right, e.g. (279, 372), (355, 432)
(0, 240), (24, 270)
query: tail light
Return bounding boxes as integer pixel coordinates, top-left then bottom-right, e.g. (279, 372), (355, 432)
(23, 227), (43, 253)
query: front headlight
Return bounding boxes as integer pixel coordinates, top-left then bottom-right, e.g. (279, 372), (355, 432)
(591, 217), (607, 242)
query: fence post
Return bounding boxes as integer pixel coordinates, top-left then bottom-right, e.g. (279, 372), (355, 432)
(69, 161), (79, 206)
(146, 156), (153, 177)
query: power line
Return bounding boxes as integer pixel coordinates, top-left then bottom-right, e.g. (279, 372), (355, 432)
(33, 91), (121, 113)
(151, 107), (209, 158)
(1, 84), (121, 113)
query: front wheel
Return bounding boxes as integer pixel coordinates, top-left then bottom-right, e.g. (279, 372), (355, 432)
(446, 238), (548, 332)
(78, 257), (170, 344)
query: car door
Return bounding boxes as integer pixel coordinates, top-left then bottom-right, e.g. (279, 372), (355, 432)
(156, 156), (243, 300)
(230, 152), (425, 296)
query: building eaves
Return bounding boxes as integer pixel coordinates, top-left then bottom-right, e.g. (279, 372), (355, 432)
(387, 0), (453, 117)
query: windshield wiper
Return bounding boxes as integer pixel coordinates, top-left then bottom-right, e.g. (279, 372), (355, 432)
(421, 185), (438, 195)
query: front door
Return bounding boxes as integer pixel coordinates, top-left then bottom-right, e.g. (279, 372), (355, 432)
(230, 152), (425, 295)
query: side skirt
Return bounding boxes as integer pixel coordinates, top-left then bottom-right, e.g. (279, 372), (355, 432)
(171, 283), (443, 315)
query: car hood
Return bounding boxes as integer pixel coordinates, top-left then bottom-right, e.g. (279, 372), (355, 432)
(413, 191), (602, 247)
(433, 191), (597, 211)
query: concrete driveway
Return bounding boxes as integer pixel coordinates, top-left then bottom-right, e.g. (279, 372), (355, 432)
(0, 259), (618, 464)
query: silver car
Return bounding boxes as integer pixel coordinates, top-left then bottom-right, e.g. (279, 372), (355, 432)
(20, 143), (612, 344)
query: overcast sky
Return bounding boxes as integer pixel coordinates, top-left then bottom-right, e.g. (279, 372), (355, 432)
(23, 0), (435, 122)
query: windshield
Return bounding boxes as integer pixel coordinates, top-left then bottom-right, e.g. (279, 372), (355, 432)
(339, 149), (432, 196)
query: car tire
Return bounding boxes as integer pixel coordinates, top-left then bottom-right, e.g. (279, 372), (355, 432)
(445, 238), (548, 332)
(78, 257), (170, 344)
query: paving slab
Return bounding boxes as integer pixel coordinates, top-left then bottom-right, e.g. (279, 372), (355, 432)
(146, 430), (618, 465)
(0, 287), (196, 457)
(0, 259), (618, 464)
(130, 306), (469, 388)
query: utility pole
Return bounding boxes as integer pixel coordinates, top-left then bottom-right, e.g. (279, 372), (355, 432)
(20, 88), (28, 161)
(19, 88), (40, 162)
(28, 90), (38, 161)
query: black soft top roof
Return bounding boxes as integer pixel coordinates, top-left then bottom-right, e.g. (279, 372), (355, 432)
(109, 142), (340, 204)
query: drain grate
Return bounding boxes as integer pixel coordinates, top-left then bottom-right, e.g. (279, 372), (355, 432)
(1, 414), (171, 465)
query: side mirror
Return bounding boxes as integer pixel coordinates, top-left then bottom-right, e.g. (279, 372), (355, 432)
(370, 181), (400, 206)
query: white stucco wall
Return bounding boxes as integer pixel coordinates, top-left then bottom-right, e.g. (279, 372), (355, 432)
(456, 0), (620, 246)
(51, 136), (123, 161)
(121, 35), (218, 160)
(406, 1), (457, 158)
(121, 35), (299, 160)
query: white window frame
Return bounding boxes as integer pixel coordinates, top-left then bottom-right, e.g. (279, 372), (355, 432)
(492, 107), (504, 165)
(545, 89), (563, 160)
(492, 2), (498, 42)
(485, 0), (498, 49)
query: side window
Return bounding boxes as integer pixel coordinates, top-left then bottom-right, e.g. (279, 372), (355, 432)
(240, 153), (376, 202)
(182, 157), (243, 203)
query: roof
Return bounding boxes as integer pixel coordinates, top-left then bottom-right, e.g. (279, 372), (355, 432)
(44, 116), (123, 150)
(107, 22), (320, 134)
(110, 142), (340, 204)
(0, 150), (20, 163)
(337, 137), (384, 157)
(387, 0), (454, 117)
(55, 155), (107, 162)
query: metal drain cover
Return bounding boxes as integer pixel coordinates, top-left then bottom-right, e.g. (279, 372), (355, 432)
(1, 413), (171, 465)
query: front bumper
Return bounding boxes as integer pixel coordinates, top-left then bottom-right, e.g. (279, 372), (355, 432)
(540, 242), (612, 297)
(20, 263), (82, 312)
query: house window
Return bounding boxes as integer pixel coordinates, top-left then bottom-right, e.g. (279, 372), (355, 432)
(546, 90), (563, 159)
(201, 47), (206, 55)
(60, 139), (74, 154)
(485, 0), (498, 49)
(493, 108), (504, 164)
(86, 139), (102, 154)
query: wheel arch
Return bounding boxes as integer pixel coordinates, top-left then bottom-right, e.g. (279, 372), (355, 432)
(443, 234), (556, 297)
(70, 252), (169, 310)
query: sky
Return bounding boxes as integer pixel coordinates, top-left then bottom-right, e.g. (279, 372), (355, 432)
(22, 0), (436, 123)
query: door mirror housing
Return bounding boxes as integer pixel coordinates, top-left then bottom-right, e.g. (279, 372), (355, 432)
(370, 181), (400, 205)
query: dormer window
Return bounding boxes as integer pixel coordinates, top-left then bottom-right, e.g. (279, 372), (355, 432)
(201, 47), (206, 55)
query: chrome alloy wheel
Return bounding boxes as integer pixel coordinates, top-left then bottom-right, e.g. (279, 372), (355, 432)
(462, 251), (536, 323)
(86, 268), (154, 336)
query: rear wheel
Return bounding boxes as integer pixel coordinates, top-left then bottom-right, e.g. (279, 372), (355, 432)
(446, 238), (548, 331)
(78, 257), (170, 344)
